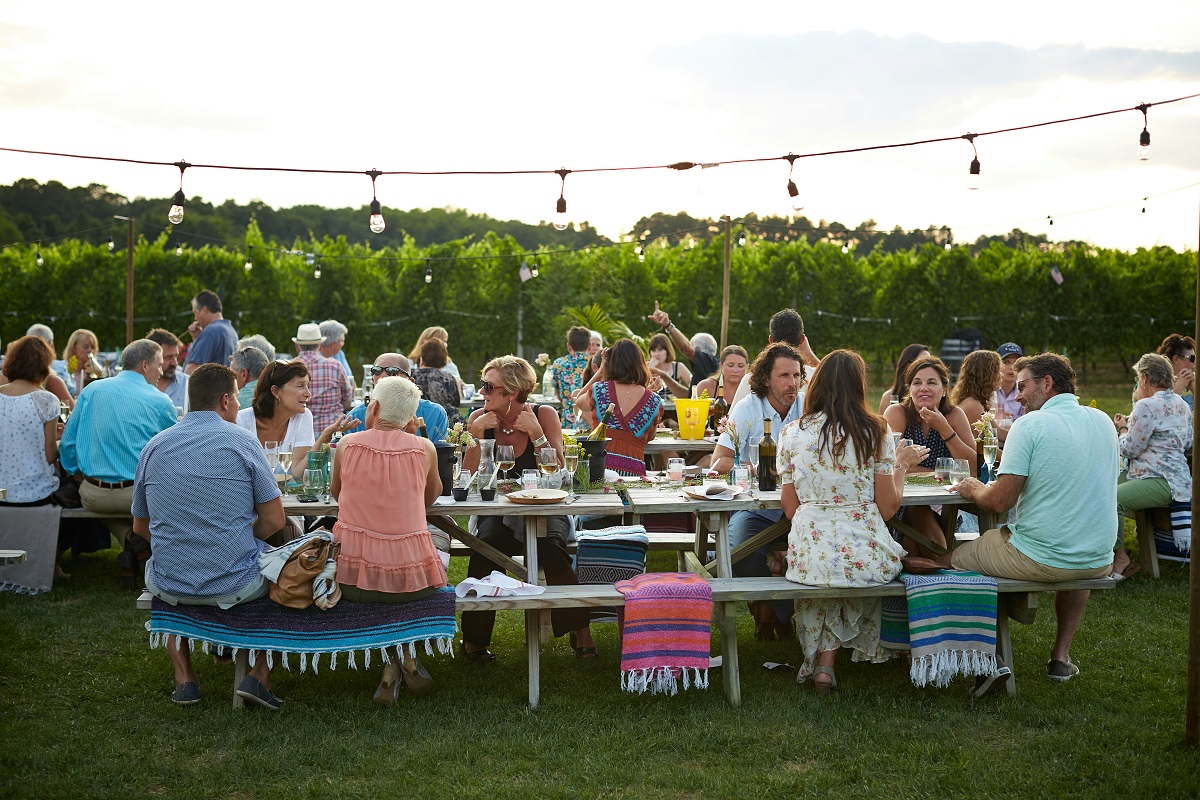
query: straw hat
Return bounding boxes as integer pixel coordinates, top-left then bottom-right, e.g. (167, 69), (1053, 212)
(292, 323), (324, 345)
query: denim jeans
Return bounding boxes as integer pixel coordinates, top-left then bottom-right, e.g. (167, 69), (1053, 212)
(729, 509), (791, 623)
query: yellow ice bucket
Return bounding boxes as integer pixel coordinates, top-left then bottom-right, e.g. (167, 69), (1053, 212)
(675, 398), (711, 440)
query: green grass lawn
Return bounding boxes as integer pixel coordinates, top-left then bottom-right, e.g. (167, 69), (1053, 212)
(2, 545), (1197, 800)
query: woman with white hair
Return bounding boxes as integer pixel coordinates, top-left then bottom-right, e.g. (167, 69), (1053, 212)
(329, 376), (445, 705)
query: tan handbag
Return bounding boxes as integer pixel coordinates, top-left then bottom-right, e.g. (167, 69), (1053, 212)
(269, 537), (341, 610)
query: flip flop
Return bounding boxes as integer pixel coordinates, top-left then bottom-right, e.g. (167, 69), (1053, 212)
(1121, 563), (1142, 578)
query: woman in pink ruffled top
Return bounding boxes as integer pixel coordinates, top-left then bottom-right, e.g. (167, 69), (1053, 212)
(330, 375), (444, 706)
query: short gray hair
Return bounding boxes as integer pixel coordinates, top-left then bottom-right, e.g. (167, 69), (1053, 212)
(121, 339), (162, 371)
(231, 346), (270, 381)
(26, 323), (54, 344)
(1135, 352), (1175, 390)
(236, 334), (276, 363)
(319, 320), (347, 347)
(589, 330), (603, 343)
(691, 332), (718, 356)
(371, 375), (420, 426)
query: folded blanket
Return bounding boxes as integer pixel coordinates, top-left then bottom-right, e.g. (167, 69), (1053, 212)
(576, 525), (649, 585)
(615, 572), (712, 695)
(148, 585), (456, 672)
(883, 570), (998, 688)
(0, 504), (61, 595)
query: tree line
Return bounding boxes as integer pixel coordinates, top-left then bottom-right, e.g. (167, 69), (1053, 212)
(2, 217), (1193, 385)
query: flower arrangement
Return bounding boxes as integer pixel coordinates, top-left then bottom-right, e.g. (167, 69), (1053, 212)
(971, 411), (996, 439)
(535, 353), (550, 367)
(444, 421), (476, 449)
(716, 416), (741, 452)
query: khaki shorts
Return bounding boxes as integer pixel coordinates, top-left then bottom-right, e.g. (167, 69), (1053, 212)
(951, 527), (1113, 581)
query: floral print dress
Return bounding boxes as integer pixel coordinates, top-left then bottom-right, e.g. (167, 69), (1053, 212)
(779, 413), (907, 682)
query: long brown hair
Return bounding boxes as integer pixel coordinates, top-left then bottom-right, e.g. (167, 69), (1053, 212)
(950, 349), (1001, 409)
(888, 343), (929, 402)
(902, 356), (954, 428)
(801, 349), (886, 467)
(252, 360), (308, 419)
(605, 339), (652, 387)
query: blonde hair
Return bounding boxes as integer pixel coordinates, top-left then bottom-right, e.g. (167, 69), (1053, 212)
(409, 326), (449, 362)
(62, 329), (99, 363)
(481, 355), (536, 402)
(371, 376), (421, 426)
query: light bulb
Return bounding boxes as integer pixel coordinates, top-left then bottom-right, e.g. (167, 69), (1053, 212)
(737, 231), (746, 247)
(176, 244), (183, 256)
(244, 258), (253, 271)
(1138, 128), (1151, 161)
(968, 157), (981, 191)
(841, 245), (850, 255)
(787, 179), (804, 211)
(369, 198), (385, 234)
(531, 262), (539, 278)
(168, 189), (185, 224)
(36, 250), (44, 267)
(638, 252), (645, 263)
(944, 243), (952, 251)
(107, 237), (115, 252)
(314, 266), (321, 279)
(425, 267), (433, 284)
(553, 196), (569, 231)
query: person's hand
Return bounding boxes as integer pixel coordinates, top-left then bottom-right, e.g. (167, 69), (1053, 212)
(187, 321), (203, 340)
(797, 334), (819, 368)
(469, 412), (498, 438)
(56, 421), (65, 439)
(648, 300), (670, 328)
(1175, 368), (1194, 395)
(321, 414), (361, 440)
(512, 406), (544, 439)
(949, 476), (983, 499)
(647, 353), (662, 371)
(895, 443), (930, 469)
(917, 406), (952, 438)
(1113, 412), (1128, 430)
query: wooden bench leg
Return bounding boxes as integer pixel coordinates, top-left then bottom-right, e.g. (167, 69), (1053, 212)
(526, 517), (544, 709)
(716, 600), (741, 707)
(1135, 510), (1160, 579)
(232, 650), (249, 709)
(996, 611), (1016, 697)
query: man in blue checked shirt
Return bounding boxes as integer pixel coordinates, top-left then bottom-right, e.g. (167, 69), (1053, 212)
(59, 338), (178, 589)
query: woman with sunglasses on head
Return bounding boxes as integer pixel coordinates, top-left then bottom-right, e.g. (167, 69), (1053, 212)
(460, 355), (597, 660)
(1156, 333), (1195, 409)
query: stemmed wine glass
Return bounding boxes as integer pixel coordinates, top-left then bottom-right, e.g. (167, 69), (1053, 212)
(538, 446), (558, 490)
(495, 444), (516, 482)
(278, 447), (293, 487)
(747, 437), (760, 490)
(564, 444), (579, 499)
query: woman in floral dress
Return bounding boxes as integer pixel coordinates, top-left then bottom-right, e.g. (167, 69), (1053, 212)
(780, 350), (928, 694)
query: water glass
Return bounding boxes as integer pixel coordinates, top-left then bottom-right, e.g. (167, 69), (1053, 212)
(463, 383), (476, 401)
(667, 457), (685, 485)
(302, 468), (324, 496)
(732, 465), (750, 491)
(950, 458), (972, 486)
(935, 457), (954, 483)
(521, 469), (540, 492)
(747, 438), (760, 488)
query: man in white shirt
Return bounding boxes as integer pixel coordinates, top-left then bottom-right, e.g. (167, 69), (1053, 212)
(711, 343), (806, 640)
(731, 308), (820, 407)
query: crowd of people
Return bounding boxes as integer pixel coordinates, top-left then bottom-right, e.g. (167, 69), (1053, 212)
(2, 286), (1192, 708)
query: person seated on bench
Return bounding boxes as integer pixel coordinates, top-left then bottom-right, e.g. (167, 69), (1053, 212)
(330, 375), (446, 706)
(1110, 353), (1192, 578)
(133, 364), (287, 709)
(948, 353), (1116, 688)
(780, 350), (926, 694)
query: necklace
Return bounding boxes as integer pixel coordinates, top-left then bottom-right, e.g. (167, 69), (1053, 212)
(494, 406), (522, 435)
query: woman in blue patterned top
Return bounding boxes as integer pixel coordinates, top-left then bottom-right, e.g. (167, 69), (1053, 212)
(577, 340), (663, 477)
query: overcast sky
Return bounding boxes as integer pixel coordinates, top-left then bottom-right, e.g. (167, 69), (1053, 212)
(1, 1), (1198, 251)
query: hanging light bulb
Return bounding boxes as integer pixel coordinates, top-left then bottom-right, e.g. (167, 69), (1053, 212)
(553, 168), (571, 231)
(314, 263), (321, 279)
(1142, 197), (1148, 214)
(944, 242), (953, 251)
(167, 161), (190, 224)
(636, 237), (647, 263)
(1136, 103), (1151, 161)
(244, 256), (253, 271)
(107, 236), (115, 252)
(841, 244), (850, 255)
(35, 247), (44, 267)
(1047, 215), (1054, 227)
(784, 153), (804, 211)
(425, 260), (433, 284)
(737, 230), (746, 247)
(530, 259), (539, 278)
(366, 169), (386, 233)
(176, 243), (183, 256)
(963, 134), (981, 191)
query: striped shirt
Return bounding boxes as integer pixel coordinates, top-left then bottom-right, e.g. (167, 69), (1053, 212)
(59, 370), (178, 482)
(133, 410), (281, 598)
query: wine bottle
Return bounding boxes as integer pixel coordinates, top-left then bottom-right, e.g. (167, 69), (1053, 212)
(711, 394), (729, 432)
(587, 403), (616, 441)
(758, 418), (777, 491)
(417, 416), (428, 439)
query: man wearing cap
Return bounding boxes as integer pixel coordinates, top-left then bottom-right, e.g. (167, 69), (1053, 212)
(183, 290), (239, 375)
(993, 342), (1025, 442)
(292, 323), (354, 433)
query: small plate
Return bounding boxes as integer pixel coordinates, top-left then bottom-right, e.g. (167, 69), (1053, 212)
(683, 484), (744, 501)
(506, 489), (569, 505)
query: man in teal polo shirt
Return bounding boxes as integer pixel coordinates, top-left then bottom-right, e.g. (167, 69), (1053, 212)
(948, 352), (1116, 694)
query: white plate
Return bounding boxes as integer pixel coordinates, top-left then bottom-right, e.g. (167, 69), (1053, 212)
(506, 489), (569, 505)
(683, 484), (744, 501)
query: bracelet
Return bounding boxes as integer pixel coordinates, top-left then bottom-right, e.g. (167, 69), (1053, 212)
(532, 434), (549, 448)
(943, 430), (958, 443)
(1118, 426), (1129, 433)
(665, 322), (675, 332)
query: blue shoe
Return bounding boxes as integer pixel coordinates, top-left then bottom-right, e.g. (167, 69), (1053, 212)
(171, 681), (200, 706)
(236, 675), (283, 711)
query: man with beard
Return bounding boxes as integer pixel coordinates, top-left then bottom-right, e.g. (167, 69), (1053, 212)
(147, 328), (188, 410)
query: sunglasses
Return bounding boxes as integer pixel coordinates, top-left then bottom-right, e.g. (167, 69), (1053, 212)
(479, 380), (500, 394)
(1179, 353), (1197, 363)
(370, 365), (410, 379)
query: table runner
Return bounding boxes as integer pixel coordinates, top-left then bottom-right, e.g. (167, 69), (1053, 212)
(148, 585), (456, 672)
(615, 572), (711, 695)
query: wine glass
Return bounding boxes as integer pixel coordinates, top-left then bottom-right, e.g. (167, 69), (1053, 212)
(495, 444), (515, 481)
(278, 448), (293, 486)
(564, 445), (579, 499)
(263, 441), (280, 473)
(59, 403), (70, 425)
(538, 446), (558, 489)
(747, 437), (760, 489)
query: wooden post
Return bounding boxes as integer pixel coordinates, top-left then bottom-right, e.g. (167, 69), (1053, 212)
(125, 216), (134, 344)
(720, 215), (732, 351)
(1187, 206), (1200, 748)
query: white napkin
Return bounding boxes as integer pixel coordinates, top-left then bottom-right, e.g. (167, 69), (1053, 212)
(687, 484), (739, 501)
(432, 496), (458, 506)
(455, 570), (546, 598)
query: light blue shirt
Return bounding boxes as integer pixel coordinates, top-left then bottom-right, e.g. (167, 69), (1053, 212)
(333, 350), (354, 379)
(59, 370), (178, 482)
(133, 411), (280, 598)
(999, 393), (1118, 570)
(719, 390), (804, 523)
(237, 379), (257, 410)
(347, 397), (448, 443)
(161, 369), (188, 409)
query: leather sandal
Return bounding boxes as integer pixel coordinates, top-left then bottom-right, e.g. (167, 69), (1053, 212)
(399, 652), (434, 697)
(461, 642), (496, 663)
(812, 665), (838, 695)
(373, 663), (401, 706)
(569, 631), (599, 658)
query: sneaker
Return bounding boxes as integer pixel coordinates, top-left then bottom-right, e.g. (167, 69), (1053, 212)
(171, 681), (201, 706)
(235, 675), (283, 711)
(970, 667), (1012, 699)
(1047, 659), (1080, 682)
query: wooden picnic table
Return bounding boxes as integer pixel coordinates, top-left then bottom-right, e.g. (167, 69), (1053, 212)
(644, 436), (718, 454)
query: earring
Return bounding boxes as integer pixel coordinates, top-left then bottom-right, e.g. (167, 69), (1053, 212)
(506, 400), (512, 414)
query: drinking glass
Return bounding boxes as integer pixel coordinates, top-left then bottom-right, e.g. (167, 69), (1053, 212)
(732, 465), (750, 491)
(522, 469), (540, 492)
(564, 445), (579, 499)
(263, 441), (280, 472)
(747, 438), (760, 489)
(538, 446), (559, 489)
(303, 469), (323, 497)
(935, 457), (953, 483)
(495, 444), (515, 481)
(982, 442), (999, 471)
(59, 403), (70, 424)
(278, 448), (293, 476)
(463, 383), (476, 401)
(667, 457), (685, 487)
(950, 458), (972, 486)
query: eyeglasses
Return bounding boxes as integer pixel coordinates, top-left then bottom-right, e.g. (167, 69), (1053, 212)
(480, 380), (499, 394)
(1179, 353), (1197, 363)
(370, 365), (409, 379)
(1016, 376), (1043, 393)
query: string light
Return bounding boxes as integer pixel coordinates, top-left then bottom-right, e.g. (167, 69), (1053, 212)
(35, 244), (43, 267)
(167, 160), (189, 224)
(1047, 214), (1054, 226)
(530, 258), (539, 278)
(313, 260), (321, 279)
(1136, 103), (1151, 161)
(244, 255), (253, 271)
(944, 242), (953, 251)
(175, 242), (183, 256)
(425, 259), (433, 284)
(964, 134), (980, 191)
(553, 168), (570, 231)
(367, 169), (385, 233)
(635, 237), (647, 263)
(737, 230), (747, 247)
(785, 153), (803, 211)
(107, 236), (115, 252)
(1142, 197), (1148, 214)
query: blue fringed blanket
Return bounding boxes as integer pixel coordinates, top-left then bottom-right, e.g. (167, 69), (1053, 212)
(147, 586), (457, 672)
